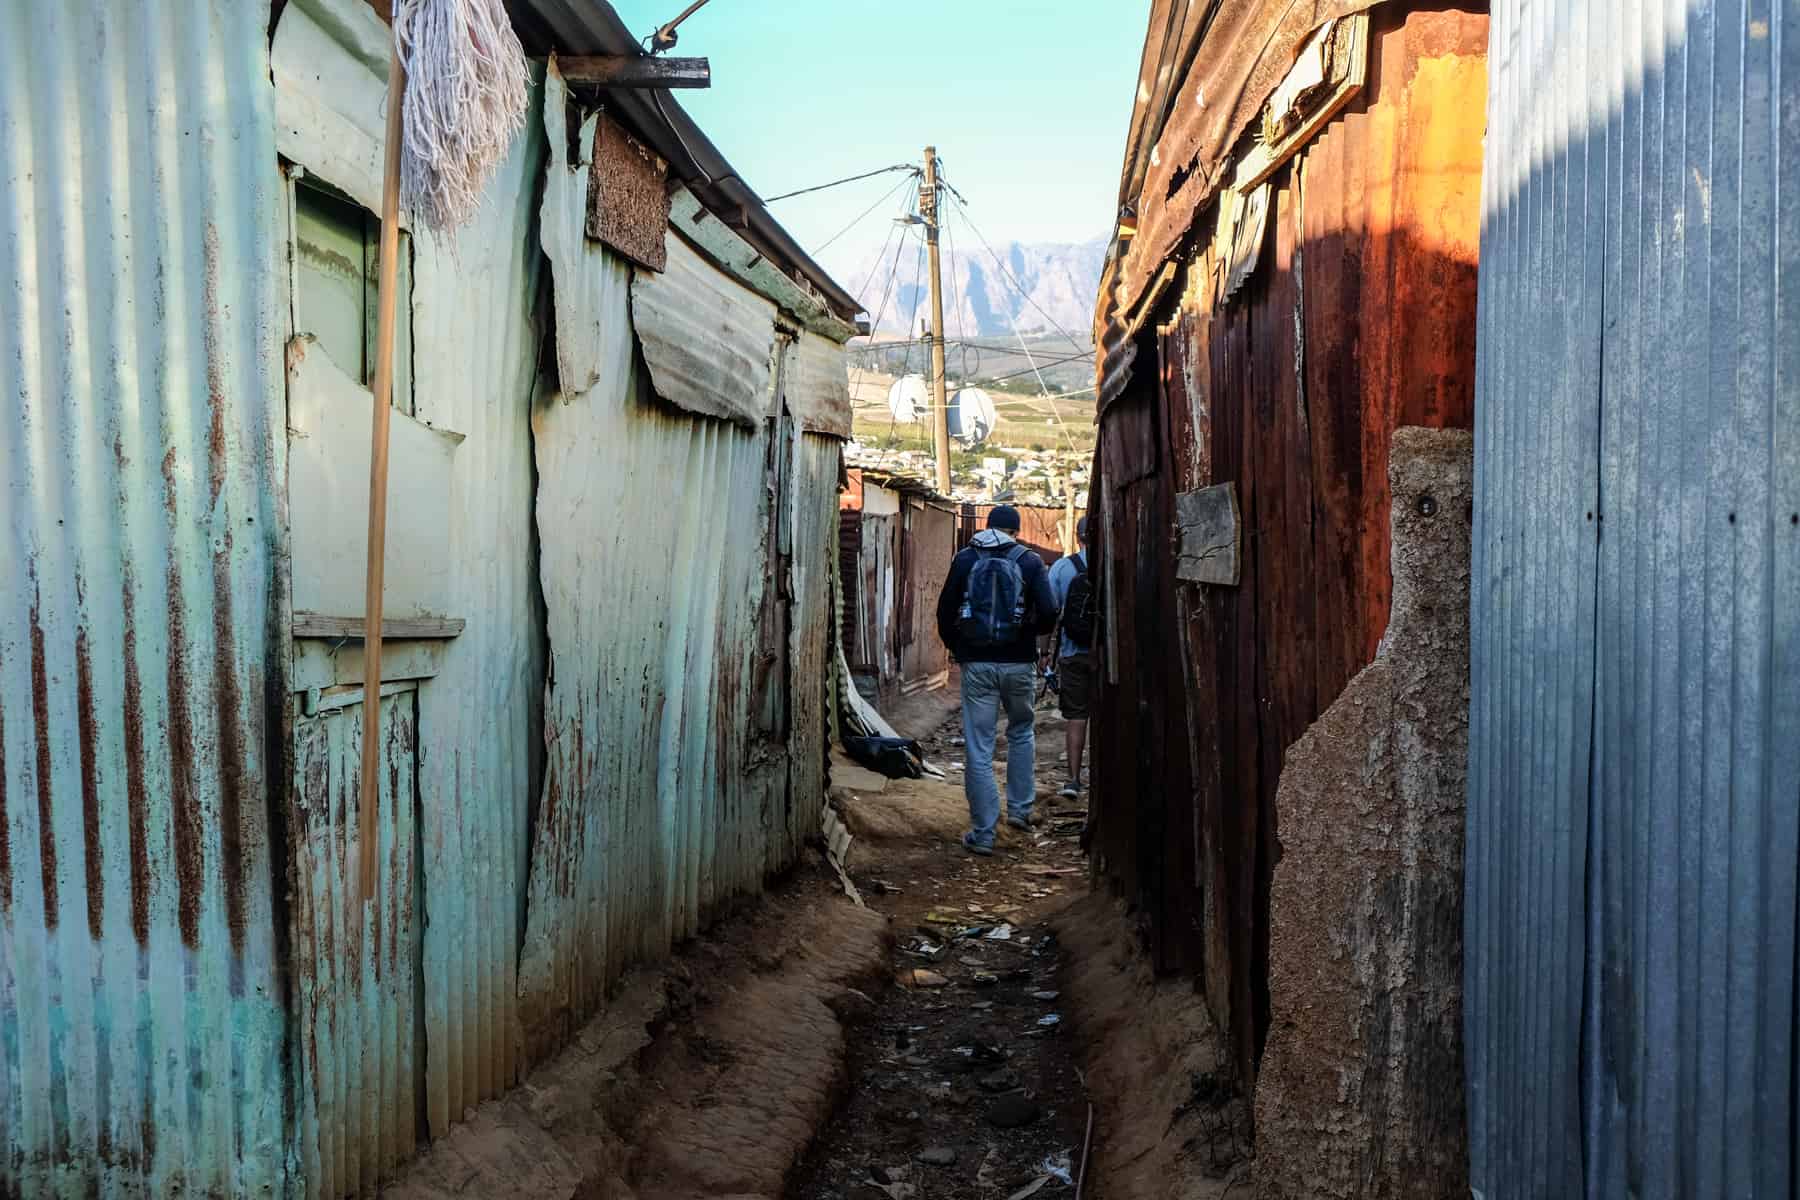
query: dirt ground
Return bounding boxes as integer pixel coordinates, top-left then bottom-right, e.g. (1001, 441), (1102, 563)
(390, 679), (1241, 1200)
(790, 693), (1098, 1200)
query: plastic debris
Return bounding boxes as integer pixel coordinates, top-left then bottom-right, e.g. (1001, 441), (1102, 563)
(1039, 1150), (1075, 1184)
(1037, 1013), (1062, 1026)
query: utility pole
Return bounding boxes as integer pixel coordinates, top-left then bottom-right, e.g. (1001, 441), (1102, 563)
(922, 146), (952, 495)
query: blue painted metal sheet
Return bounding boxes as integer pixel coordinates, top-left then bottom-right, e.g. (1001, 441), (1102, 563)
(0, 0), (291, 1194)
(407, 82), (548, 1139)
(270, 0), (551, 1157)
(1468, 1), (1800, 1195)
(519, 68), (847, 1057)
(290, 690), (421, 1198)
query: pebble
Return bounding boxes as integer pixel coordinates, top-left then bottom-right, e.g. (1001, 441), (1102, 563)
(917, 1147), (958, 1166)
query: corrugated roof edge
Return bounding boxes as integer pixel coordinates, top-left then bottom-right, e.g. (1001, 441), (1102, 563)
(505, 0), (863, 322)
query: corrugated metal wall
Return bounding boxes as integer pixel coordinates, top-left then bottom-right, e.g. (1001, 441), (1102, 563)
(1468, 1), (1800, 1195)
(290, 690), (421, 1197)
(273, 0), (552, 1177)
(0, 1), (291, 1194)
(1090, 4), (1487, 1086)
(518, 68), (845, 1058)
(406, 84), (547, 1140)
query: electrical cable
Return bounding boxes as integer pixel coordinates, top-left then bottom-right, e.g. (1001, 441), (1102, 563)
(815, 172), (917, 257)
(764, 163), (918, 204)
(937, 195), (1089, 455)
(941, 183), (1090, 349)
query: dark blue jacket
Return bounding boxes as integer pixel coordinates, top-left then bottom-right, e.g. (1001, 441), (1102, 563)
(935, 531), (1059, 664)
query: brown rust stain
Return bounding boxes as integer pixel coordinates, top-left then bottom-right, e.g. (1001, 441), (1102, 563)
(211, 532), (248, 953)
(201, 221), (257, 956)
(76, 602), (104, 941)
(1, 692), (11, 913)
(165, 555), (202, 947)
(121, 567), (151, 945)
(30, 583), (59, 928)
(202, 225), (229, 509)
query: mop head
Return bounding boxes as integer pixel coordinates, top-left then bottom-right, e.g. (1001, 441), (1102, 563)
(394, 0), (529, 233)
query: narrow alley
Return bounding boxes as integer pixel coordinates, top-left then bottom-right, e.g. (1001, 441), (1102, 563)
(792, 702), (1094, 1200)
(6, 0), (1798, 1197)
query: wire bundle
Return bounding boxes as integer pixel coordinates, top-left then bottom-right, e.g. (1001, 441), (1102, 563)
(394, 0), (530, 233)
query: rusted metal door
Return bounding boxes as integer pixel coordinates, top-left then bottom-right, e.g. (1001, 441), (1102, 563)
(290, 689), (424, 1198)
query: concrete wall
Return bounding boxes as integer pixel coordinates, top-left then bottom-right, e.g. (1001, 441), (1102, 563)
(1253, 427), (1472, 1198)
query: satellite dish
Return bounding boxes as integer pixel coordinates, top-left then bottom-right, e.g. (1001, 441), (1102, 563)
(887, 374), (928, 424)
(948, 387), (997, 446)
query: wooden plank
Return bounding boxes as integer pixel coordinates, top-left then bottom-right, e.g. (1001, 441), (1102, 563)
(294, 613), (466, 640)
(556, 55), (711, 88)
(1233, 16), (1370, 193)
(1176, 483), (1241, 585)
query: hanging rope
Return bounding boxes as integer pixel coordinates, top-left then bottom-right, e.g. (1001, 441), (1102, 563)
(394, 0), (530, 233)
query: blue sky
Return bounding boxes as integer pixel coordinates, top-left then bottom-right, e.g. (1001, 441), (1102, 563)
(605, 0), (1152, 270)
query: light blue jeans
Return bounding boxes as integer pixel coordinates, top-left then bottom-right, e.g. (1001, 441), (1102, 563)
(960, 661), (1037, 847)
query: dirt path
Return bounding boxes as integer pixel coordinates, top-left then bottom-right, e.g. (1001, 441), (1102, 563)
(792, 698), (1095, 1199)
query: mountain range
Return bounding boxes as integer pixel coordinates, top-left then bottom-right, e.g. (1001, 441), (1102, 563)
(827, 233), (1107, 339)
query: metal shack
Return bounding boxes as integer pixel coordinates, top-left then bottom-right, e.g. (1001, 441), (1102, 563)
(1091, 1), (1487, 1188)
(840, 470), (958, 706)
(0, 1), (859, 1195)
(1468, 2), (1799, 1195)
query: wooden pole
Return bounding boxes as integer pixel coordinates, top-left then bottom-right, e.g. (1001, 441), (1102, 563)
(922, 147), (952, 495)
(1064, 474), (1077, 555)
(360, 43), (406, 902)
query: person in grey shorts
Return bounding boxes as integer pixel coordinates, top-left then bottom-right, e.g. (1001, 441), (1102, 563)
(1046, 516), (1094, 798)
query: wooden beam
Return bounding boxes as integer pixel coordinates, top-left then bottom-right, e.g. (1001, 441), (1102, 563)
(557, 55), (711, 89)
(294, 613), (466, 640)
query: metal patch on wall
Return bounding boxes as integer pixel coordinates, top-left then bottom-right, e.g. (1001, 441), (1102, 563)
(586, 110), (668, 271)
(1176, 482), (1241, 586)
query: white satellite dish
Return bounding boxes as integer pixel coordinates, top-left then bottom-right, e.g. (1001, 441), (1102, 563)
(887, 374), (929, 424)
(948, 387), (997, 446)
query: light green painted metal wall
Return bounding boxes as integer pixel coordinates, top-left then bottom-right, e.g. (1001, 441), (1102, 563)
(0, 0), (292, 1194)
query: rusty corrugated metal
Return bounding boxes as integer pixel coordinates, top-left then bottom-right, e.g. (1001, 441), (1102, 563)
(897, 499), (956, 689)
(272, 0), (549, 1168)
(787, 433), (842, 850)
(0, 0), (291, 1193)
(1088, 4), (1487, 1087)
(520, 71), (847, 1058)
(1097, 0), (1407, 412)
(290, 690), (421, 1197)
(787, 330), (855, 439)
(406, 81), (547, 1141)
(630, 233), (777, 429)
(958, 502), (1068, 566)
(1469, 1), (1800, 1193)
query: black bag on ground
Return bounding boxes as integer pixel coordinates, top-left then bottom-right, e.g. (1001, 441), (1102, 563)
(844, 736), (926, 780)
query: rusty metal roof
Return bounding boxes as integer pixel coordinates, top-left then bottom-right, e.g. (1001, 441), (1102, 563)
(1098, 0), (1400, 409)
(504, 0), (863, 323)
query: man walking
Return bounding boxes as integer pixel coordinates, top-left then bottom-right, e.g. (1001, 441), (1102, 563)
(1046, 516), (1095, 799)
(936, 506), (1059, 856)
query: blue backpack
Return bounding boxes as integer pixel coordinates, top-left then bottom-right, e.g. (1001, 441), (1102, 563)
(958, 544), (1033, 647)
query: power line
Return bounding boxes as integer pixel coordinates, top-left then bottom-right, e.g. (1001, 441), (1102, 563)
(816, 172), (917, 257)
(942, 185), (1092, 350)
(764, 163), (918, 204)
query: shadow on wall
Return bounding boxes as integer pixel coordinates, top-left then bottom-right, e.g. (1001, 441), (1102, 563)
(1085, 0), (1489, 1136)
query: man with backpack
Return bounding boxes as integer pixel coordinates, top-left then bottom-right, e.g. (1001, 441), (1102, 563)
(936, 506), (1060, 856)
(1046, 516), (1095, 800)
